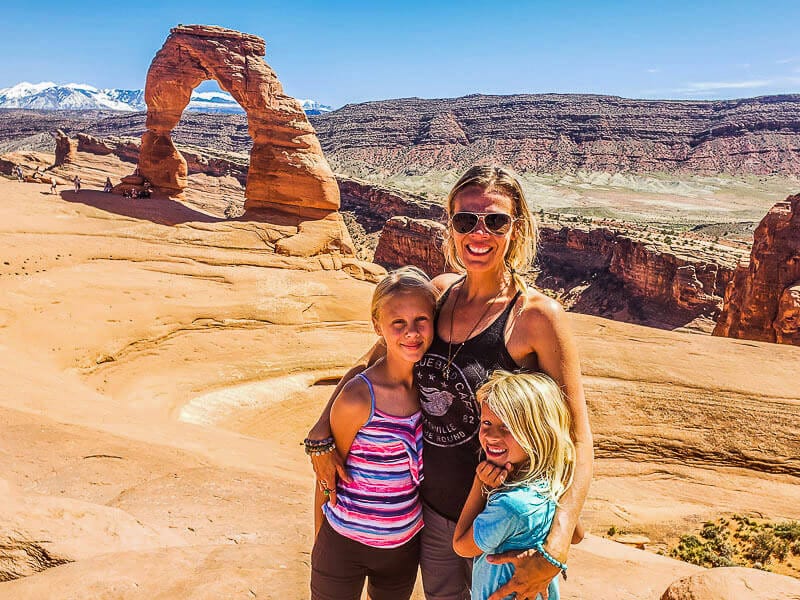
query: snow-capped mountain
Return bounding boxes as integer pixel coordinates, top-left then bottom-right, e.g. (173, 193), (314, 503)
(0, 82), (331, 115)
(298, 99), (333, 115)
(0, 82), (142, 111)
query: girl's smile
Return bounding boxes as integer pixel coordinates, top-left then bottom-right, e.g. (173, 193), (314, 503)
(373, 290), (434, 363)
(478, 403), (527, 468)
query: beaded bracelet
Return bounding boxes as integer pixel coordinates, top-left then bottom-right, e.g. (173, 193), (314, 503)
(534, 543), (567, 580)
(303, 437), (336, 456)
(304, 436), (334, 448)
(306, 443), (336, 457)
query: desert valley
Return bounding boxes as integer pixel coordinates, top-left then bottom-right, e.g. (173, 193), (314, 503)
(1, 24), (799, 600)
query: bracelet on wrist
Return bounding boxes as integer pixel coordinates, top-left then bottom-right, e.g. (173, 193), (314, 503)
(534, 543), (567, 580)
(303, 437), (336, 456)
(303, 436), (334, 448)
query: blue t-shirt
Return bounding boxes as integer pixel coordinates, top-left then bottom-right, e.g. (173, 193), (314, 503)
(471, 483), (559, 600)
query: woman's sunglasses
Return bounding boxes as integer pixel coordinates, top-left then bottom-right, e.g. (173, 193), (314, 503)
(450, 212), (515, 235)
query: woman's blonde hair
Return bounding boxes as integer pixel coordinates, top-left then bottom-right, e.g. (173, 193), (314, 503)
(476, 370), (575, 502)
(443, 165), (537, 292)
(371, 266), (439, 322)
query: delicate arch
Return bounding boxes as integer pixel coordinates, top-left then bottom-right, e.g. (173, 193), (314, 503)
(138, 25), (340, 213)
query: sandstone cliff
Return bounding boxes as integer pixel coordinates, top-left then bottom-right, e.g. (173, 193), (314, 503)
(538, 226), (734, 325)
(373, 216), (446, 276)
(714, 194), (800, 345)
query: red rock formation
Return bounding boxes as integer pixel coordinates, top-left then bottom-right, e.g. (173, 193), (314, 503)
(373, 217), (446, 277)
(0, 157), (16, 176)
(714, 195), (800, 345)
(76, 133), (115, 155)
(774, 282), (800, 344)
(138, 25), (339, 213)
(53, 130), (76, 166)
(338, 177), (446, 231)
(539, 226), (734, 323)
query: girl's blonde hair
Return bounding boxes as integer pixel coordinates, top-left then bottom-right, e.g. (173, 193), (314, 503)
(476, 370), (575, 502)
(443, 165), (537, 292)
(371, 266), (439, 321)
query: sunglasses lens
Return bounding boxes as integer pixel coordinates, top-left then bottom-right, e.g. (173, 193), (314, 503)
(485, 213), (512, 233)
(451, 212), (479, 234)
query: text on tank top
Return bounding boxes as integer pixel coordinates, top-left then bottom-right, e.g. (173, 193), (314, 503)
(413, 279), (525, 521)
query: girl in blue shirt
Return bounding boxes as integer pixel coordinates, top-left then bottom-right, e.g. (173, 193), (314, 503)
(453, 370), (577, 600)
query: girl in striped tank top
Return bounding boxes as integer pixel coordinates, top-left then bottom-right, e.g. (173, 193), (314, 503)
(311, 267), (439, 600)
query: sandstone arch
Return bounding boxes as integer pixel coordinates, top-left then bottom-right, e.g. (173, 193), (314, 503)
(138, 25), (339, 214)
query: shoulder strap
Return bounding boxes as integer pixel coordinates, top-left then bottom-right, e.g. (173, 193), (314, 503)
(436, 275), (466, 315)
(356, 372), (376, 422)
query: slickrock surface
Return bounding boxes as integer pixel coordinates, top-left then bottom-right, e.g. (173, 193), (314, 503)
(0, 171), (798, 598)
(714, 194), (800, 345)
(139, 25), (339, 212)
(660, 567), (800, 599)
(311, 93), (800, 176)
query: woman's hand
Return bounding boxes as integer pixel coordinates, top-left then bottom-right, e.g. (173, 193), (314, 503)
(475, 460), (512, 490)
(310, 448), (349, 506)
(487, 549), (560, 600)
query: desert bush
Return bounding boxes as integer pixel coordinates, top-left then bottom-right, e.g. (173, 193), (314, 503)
(774, 521), (800, 542)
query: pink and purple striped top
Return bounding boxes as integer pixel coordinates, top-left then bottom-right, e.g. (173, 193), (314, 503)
(323, 373), (424, 548)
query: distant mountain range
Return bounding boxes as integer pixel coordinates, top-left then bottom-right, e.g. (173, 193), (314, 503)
(0, 82), (332, 115)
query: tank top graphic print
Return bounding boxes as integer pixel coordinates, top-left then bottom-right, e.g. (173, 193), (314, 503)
(413, 280), (523, 521)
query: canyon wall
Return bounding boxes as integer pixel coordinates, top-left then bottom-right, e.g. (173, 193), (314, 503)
(310, 94), (800, 176)
(714, 195), (800, 345)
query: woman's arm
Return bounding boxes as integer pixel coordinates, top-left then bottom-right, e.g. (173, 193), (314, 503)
(452, 476), (487, 558)
(490, 297), (593, 600)
(308, 340), (385, 506)
(532, 299), (593, 558)
(313, 377), (371, 536)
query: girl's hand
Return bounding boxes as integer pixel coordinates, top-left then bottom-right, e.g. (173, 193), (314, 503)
(310, 447), (350, 507)
(476, 460), (513, 489)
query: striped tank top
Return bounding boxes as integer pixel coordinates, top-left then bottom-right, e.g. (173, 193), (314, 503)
(323, 373), (424, 548)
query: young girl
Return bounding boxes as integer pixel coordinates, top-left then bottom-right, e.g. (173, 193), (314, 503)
(453, 370), (576, 600)
(309, 266), (438, 600)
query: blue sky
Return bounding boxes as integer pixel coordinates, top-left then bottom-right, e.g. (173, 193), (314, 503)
(1, 0), (799, 107)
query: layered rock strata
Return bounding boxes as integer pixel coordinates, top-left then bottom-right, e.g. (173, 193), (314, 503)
(139, 25), (339, 213)
(373, 217), (447, 276)
(338, 178), (445, 230)
(714, 194), (800, 345)
(310, 93), (800, 176)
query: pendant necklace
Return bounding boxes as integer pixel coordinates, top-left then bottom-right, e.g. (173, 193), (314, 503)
(443, 278), (508, 379)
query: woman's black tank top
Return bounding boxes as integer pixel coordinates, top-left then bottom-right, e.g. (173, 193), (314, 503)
(413, 279), (523, 521)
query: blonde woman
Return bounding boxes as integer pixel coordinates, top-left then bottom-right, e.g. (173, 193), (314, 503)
(308, 165), (593, 600)
(453, 371), (576, 600)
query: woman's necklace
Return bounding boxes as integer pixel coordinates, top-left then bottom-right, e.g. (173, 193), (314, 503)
(443, 279), (508, 379)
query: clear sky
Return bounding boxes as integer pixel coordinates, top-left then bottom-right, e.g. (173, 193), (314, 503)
(2, 0), (799, 108)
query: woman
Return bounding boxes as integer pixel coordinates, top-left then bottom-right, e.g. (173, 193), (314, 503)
(307, 165), (593, 600)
